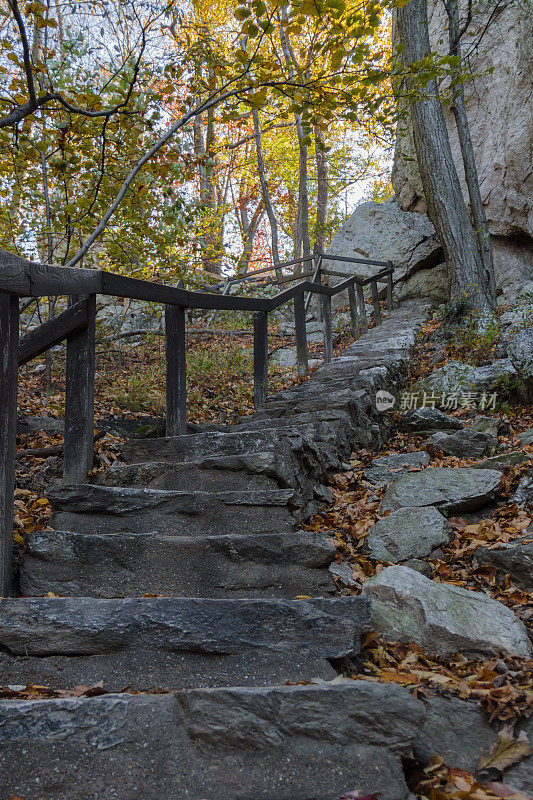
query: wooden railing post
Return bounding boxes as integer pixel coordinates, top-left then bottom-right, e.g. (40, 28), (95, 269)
(253, 310), (268, 407)
(64, 294), (96, 483)
(321, 294), (333, 363)
(293, 292), (308, 376)
(165, 304), (187, 436)
(356, 283), (368, 334)
(386, 263), (394, 310)
(371, 279), (382, 325)
(0, 295), (18, 596)
(347, 283), (359, 338)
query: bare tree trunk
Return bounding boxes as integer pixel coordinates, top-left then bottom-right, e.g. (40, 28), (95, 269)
(193, 102), (222, 275)
(252, 109), (281, 278)
(395, 0), (494, 311)
(445, 0), (496, 304)
(236, 201), (264, 275)
(278, 18), (311, 268)
(313, 124), (328, 255)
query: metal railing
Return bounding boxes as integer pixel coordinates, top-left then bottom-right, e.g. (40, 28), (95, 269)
(0, 247), (393, 594)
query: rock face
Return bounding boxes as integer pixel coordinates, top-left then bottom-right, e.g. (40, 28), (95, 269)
(380, 467), (501, 514)
(366, 507), (451, 563)
(362, 566), (532, 658)
(426, 428), (497, 458)
(514, 469), (533, 509)
(392, 0), (533, 300)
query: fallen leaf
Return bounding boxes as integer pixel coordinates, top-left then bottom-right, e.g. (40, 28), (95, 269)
(477, 729), (532, 776)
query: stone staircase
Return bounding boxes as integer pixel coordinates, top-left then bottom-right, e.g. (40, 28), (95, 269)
(0, 301), (429, 800)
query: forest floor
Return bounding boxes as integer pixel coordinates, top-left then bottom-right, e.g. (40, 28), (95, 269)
(9, 304), (533, 800)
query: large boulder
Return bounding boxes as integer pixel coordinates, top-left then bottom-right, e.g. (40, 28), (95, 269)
(401, 407), (463, 433)
(325, 200), (442, 289)
(366, 506), (451, 563)
(362, 566), (532, 658)
(380, 467), (501, 514)
(394, 262), (449, 304)
(392, 0), (533, 300)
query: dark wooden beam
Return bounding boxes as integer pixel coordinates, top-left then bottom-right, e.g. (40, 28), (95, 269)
(356, 283), (368, 334)
(64, 295), (96, 482)
(318, 253), (390, 267)
(102, 272), (189, 307)
(386, 263), (394, 310)
(322, 294), (333, 363)
(253, 311), (268, 407)
(165, 305), (187, 436)
(347, 284), (360, 338)
(0, 295), (18, 595)
(18, 300), (88, 365)
(293, 292), (308, 376)
(371, 280), (382, 325)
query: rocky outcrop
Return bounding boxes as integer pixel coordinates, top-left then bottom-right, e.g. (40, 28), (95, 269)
(392, 0), (533, 299)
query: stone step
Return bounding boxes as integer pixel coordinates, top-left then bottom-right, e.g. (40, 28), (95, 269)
(20, 529), (336, 598)
(0, 596), (370, 689)
(122, 427), (305, 466)
(46, 484), (296, 536)
(120, 419), (349, 483)
(0, 681), (424, 800)
(95, 459), (282, 493)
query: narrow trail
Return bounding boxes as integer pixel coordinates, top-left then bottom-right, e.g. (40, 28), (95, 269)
(0, 301), (475, 800)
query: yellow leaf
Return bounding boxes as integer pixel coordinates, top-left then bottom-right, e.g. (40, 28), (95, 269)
(477, 729), (532, 776)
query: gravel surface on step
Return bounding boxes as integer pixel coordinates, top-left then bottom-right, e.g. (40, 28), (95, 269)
(0, 682), (425, 800)
(20, 529), (336, 598)
(0, 596), (371, 689)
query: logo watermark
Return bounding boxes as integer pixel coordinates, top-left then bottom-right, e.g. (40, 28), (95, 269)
(375, 389), (498, 412)
(375, 390), (396, 411)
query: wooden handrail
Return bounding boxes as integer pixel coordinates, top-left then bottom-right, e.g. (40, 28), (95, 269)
(0, 248), (394, 595)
